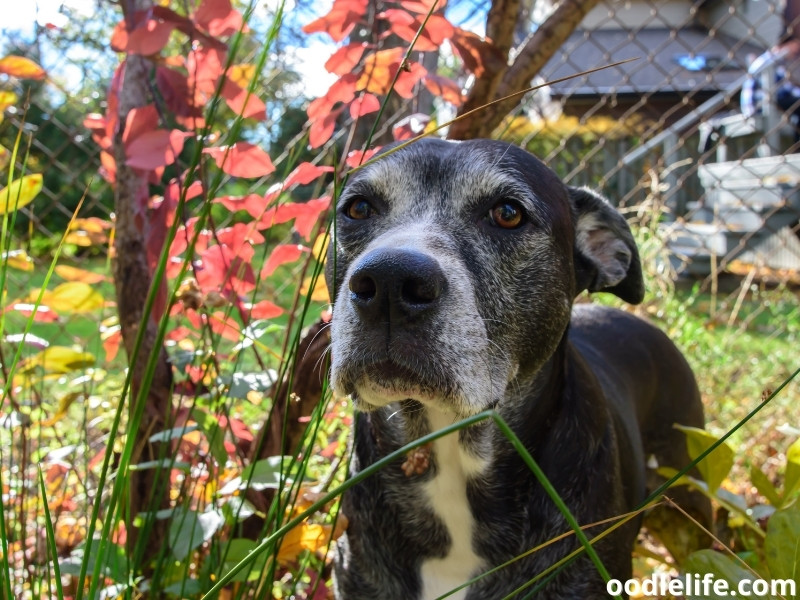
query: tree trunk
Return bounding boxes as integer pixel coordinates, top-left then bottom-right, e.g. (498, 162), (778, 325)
(112, 0), (173, 566)
(448, 0), (601, 140)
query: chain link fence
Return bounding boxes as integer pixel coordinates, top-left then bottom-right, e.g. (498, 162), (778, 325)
(2, 0), (798, 406)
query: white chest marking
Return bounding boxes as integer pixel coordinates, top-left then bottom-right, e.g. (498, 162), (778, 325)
(419, 409), (487, 600)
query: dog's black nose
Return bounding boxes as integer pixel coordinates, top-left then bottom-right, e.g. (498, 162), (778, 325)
(348, 248), (445, 321)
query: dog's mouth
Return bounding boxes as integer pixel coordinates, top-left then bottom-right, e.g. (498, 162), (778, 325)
(342, 358), (458, 409)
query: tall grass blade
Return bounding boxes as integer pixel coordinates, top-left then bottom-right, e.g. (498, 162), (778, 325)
(38, 467), (65, 599)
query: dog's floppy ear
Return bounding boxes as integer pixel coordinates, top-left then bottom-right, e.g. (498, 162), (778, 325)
(568, 186), (644, 304)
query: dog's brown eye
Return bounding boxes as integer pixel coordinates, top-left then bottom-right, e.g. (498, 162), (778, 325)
(345, 198), (376, 220)
(488, 202), (524, 229)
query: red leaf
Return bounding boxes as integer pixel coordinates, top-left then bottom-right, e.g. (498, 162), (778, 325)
(302, 0), (369, 42)
(400, 0), (448, 13)
(423, 74), (464, 106)
(345, 147), (381, 168)
(214, 193), (270, 218)
(111, 19), (175, 55)
(194, 0), (243, 37)
(307, 73), (357, 126)
(103, 329), (122, 363)
(220, 78), (267, 121)
(284, 163), (334, 188)
(255, 197), (331, 239)
(165, 326), (196, 342)
(126, 129), (189, 170)
(449, 27), (502, 79)
(394, 62), (427, 98)
(392, 113), (431, 141)
(203, 142), (275, 178)
(216, 223), (265, 262)
(100, 151), (117, 183)
(196, 245), (255, 295)
(228, 417), (255, 443)
(325, 42), (367, 75)
(187, 46), (227, 95)
(292, 196), (332, 239)
(8, 304), (59, 322)
(379, 10), (437, 52)
(247, 299), (284, 320)
(262, 244), (308, 277)
(350, 93), (381, 118)
(156, 67), (205, 125)
(208, 311), (242, 341)
(309, 107), (344, 149)
(379, 11), (453, 52)
(122, 105), (159, 146)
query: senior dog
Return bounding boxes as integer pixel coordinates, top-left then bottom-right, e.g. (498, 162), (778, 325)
(325, 138), (709, 599)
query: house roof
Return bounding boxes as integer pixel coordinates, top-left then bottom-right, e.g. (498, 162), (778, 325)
(540, 27), (766, 97)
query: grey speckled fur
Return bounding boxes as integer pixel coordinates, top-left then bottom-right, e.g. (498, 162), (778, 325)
(325, 138), (709, 599)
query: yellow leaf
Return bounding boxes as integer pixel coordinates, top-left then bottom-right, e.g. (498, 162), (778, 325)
(31, 282), (105, 313)
(41, 391), (84, 427)
(17, 346), (96, 375)
(3, 249), (34, 271)
(229, 63), (256, 88)
(0, 55), (46, 80)
(300, 275), (329, 303)
(0, 174), (43, 215)
(55, 265), (107, 284)
(312, 232), (329, 262)
(0, 91), (17, 112)
(64, 231), (94, 247)
(277, 522), (331, 564)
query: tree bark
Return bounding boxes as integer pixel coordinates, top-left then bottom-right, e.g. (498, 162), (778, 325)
(448, 0), (601, 140)
(112, 0), (173, 565)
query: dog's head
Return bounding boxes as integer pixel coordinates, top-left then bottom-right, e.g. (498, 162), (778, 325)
(326, 138), (643, 418)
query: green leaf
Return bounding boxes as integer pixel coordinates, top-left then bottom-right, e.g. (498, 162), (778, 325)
(682, 550), (758, 599)
(169, 509), (224, 561)
(129, 459), (191, 471)
(676, 425), (734, 493)
(784, 438), (800, 499)
(751, 465), (782, 508)
(241, 455), (294, 491)
(60, 539), (128, 583)
(224, 370), (278, 399)
(148, 424), (199, 443)
(220, 539), (268, 582)
(163, 579), (203, 597)
(765, 502), (800, 583)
